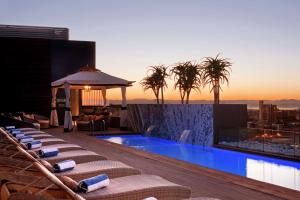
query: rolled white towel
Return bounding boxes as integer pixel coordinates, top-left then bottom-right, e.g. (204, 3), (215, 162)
(15, 133), (25, 139)
(5, 126), (15, 130)
(18, 136), (33, 143)
(9, 129), (20, 133)
(26, 140), (42, 149)
(38, 148), (59, 158)
(11, 130), (21, 134)
(143, 198), (158, 200)
(12, 131), (23, 137)
(78, 174), (110, 193)
(53, 160), (76, 173)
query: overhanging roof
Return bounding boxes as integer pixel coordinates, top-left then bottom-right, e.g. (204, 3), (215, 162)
(51, 70), (134, 89)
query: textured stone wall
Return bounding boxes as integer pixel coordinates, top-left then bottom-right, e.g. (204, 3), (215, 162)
(127, 104), (214, 146)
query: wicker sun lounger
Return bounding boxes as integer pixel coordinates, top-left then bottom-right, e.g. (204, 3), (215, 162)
(81, 174), (191, 200)
(34, 143), (84, 152)
(30, 134), (54, 139)
(23, 130), (46, 135)
(0, 137), (65, 145)
(0, 172), (83, 200)
(3, 129), (49, 136)
(0, 142), (84, 154)
(56, 160), (141, 180)
(39, 137), (66, 144)
(0, 172), (68, 199)
(0, 157), (141, 180)
(18, 127), (36, 132)
(0, 148), (107, 165)
(0, 173), (191, 200)
(40, 138), (66, 144)
(2, 129), (50, 138)
(43, 150), (107, 164)
(0, 140), (79, 154)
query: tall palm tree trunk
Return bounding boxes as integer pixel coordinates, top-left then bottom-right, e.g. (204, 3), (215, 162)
(161, 87), (164, 104)
(214, 89), (219, 104)
(186, 90), (191, 104)
(180, 89), (185, 104)
(181, 96), (184, 104)
(155, 88), (160, 104)
(214, 80), (220, 104)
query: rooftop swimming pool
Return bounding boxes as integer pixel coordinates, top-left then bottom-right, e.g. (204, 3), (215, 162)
(98, 135), (300, 191)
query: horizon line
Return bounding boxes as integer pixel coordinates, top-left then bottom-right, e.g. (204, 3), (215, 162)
(109, 98), (300, 101)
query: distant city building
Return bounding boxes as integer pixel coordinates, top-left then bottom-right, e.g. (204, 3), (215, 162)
(259, 100), (278, 124)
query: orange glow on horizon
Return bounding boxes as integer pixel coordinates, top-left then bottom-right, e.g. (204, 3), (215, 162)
(105, 85), (300, 101)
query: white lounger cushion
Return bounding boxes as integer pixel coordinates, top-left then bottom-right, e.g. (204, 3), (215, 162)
(23, 130), (45, 134)
(34, 144), (82, 152)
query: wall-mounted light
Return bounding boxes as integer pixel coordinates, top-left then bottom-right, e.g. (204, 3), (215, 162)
(84, 85), (91, 91)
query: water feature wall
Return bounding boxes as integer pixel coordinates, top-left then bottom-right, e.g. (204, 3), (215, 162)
(127, 104), (214, 146)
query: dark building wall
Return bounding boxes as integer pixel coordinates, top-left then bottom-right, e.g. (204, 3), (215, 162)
(0, 37), (95, 117)
(0, 37), (51, 116)
(213, 104), (248, 143)
(51, 40), (95, 81)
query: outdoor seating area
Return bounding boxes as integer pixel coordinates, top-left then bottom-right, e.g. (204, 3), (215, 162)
(50, 67), (134, 132)
(0, 126), (192, 200)
(76, 113), (110, 132)
(0, 112), (50, 130)
(23, 113), (50, 129)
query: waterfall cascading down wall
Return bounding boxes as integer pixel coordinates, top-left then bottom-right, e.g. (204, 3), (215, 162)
(127, 104), (248, 146)
(127, 104), (214, 146)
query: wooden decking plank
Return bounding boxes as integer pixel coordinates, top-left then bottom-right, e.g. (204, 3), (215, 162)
(48, 128), (300, 200)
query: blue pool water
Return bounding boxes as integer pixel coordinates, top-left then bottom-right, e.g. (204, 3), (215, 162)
(98, 135), (300, 191)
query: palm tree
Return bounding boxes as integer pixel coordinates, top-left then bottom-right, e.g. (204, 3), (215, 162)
(201, 54), (232, 104)
(171, 63), (186, 104)
(171, 61), (202, 104)
(140, 74), (160, 104)
(148, 65), (169, 104)
(184, 62), (202, 104)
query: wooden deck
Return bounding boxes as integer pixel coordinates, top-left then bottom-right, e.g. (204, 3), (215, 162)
(88, 128), (138, 136)
(49, 127), (300, 200)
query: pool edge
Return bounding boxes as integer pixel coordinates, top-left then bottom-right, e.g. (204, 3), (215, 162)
(99, 138), (300, 200)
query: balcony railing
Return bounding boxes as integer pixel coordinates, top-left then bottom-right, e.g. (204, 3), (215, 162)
(216, 128), (300, 159)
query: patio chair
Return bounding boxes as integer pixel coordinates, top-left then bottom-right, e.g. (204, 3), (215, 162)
(7, 129), (67, 144)
(0, 143), (84, 153)
(30, 134), (54, 139)
(0, 146), (107, 165)
(0, 130), (76, 154)
(43, 150), (107, 164)
(0, 157), (141, 181)
(23, 113), (50, 129)
(18, 127), (36, 132)
(1, 173), (191, 200)
(40, 138), (66, 145)
(33, 143), (84, 152)
(22, 130), (46, 135)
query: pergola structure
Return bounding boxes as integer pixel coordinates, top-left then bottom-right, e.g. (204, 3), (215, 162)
(50, 68), (134, 132)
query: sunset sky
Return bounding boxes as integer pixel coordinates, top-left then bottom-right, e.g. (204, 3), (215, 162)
(1, 0), (299, 101)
